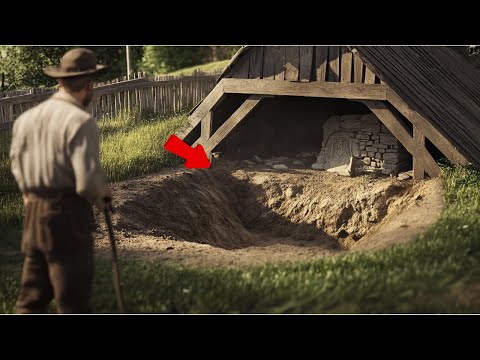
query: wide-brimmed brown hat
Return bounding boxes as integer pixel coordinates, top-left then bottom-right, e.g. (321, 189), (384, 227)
(44, 48), (108, 78)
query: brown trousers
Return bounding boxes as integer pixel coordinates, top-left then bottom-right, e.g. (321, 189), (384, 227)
(16, 191), (95, 314)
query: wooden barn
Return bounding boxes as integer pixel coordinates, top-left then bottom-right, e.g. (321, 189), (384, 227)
(178, 46), (480, 179)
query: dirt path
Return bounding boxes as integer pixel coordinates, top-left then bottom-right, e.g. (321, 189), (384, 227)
(93, 165), (444, 268)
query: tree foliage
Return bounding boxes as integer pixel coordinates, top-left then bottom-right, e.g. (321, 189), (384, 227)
(140, 46), (240, 75)
(0, 46), (144, 90)
(0, 46), (240, 90)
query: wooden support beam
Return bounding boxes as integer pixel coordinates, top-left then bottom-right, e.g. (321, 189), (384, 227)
(201, 111), (213, 159)
(285, 47), (300, 81)
(327, 46), (340, 82)
(387, 89), (469, 166)
(341, 47), (353, 83)
(222, 78), (387, 100)
(204, 95), (264, 153)
(362, 100), (441, 178)
(353, 53), (363, 83)
(177, 83), (225, 140)
(413, 126), (425, 179)
(315, 46), (328, 82)
(299, 47), (313, 82)
(364, 66), (376, 84)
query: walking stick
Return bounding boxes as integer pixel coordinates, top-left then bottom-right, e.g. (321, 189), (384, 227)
(103, 198), (126, 313)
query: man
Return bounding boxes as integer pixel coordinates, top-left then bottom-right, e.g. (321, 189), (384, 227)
(9, 48), (111, 313)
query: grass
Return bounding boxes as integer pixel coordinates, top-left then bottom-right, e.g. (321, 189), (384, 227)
(98, 109), (188, 182)
(2, 110), (480, 313)
(0, 109), (189, 227)
(167, 60), (229, 76)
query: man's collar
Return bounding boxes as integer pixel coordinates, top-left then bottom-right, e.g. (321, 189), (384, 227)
(52, 90), (85, 109)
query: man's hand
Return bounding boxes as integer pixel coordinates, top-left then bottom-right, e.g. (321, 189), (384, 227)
(94, 186), (112, 211)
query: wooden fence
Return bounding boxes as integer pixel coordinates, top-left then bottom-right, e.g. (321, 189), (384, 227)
(0, 71), (219, 130)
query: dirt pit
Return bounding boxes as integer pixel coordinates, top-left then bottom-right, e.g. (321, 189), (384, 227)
(94, 162), (444, 268)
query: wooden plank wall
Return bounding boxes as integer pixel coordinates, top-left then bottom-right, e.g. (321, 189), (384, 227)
(0, 73), (219, 127)
(224, 46), (382, 85)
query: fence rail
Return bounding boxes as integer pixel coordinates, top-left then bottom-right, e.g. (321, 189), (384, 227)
(0, 71), (219, 130)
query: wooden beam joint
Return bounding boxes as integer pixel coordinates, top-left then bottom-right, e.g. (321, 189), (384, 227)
(362, 100), (441, 178)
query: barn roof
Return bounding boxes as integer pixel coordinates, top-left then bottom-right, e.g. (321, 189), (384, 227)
(354, 46), (480, 169)
(219, 46), (480, 169)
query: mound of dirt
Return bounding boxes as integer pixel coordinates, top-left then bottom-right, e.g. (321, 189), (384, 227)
(97, 165), (443, 258)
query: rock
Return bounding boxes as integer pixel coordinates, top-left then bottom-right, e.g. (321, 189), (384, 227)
(322, 116), (341, 147)
(397, 172), (412, 181)
(367, 152), (375, 158)
(378, 149), (385, 153)
(327, 164), (351, 177)
(366, 141), (373, 146)
(363, 157), (371, 166)
(252, 155), (263, 163)
(360, 151), (367, 157)
(298, 152), (315, 157)
(347, 156), (356, 176)
(341, 114), (381, 133)
(383, 162), (398, 170)
(293, 160), (304, 166)
(379, 135), (398, 145)
(311, 163), (324, 170)
(383, 153), (400, 162)
(382, 168), (395, 175)
(366, 146), (377, 152)
(273, 164), (289, 170)
(356, 134), (370, 140)
(376, 143), (388, 149)
(265, 161), (273, 167)
(212, 152), (222, 159)
(352, 143), (360, 157)
(272, 156), (289, 161)
(242, 160), (256, 167)
(375, 152), (383, 160)
(371, 135), (379, 140)
(285, 187), (301, 198)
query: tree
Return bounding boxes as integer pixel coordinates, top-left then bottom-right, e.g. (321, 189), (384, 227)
(140, 46), (209, 74)
(140, 46), (241, 75)
(0, 46), (71, 89)
(0, 46), (144, 90)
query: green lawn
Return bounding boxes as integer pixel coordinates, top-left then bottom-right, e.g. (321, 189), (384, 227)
(1, 110), (480, 313)
(168, 60), (229, 76)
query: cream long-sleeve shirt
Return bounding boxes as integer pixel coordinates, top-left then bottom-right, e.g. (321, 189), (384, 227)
(9, 90), (109, 205)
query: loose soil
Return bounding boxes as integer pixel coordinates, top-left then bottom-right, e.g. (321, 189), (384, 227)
(94, 162), (444, 268)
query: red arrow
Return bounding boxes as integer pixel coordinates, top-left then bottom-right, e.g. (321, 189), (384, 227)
(164, 134), (211, 169)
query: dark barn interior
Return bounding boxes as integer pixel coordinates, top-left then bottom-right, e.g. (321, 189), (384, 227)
(214, 96), (370, 159)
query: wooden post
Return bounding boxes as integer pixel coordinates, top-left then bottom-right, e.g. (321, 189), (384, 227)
(413, 125), (425, 179)
(126, 46), (132, 80)
(362, 100), (441, 178)
(201, 111), (213, 159)
(204, 95), (264, 154)
(387, 89), (468, 166)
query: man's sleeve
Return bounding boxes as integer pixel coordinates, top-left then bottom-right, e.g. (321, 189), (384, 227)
(9, 121), (26, 192)
(68, 117), (109, 204)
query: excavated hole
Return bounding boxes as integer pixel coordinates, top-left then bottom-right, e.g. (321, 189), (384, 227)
(112, 165), (422, 252)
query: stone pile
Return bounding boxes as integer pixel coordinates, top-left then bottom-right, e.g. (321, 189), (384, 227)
(311, 114), (410, 176)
